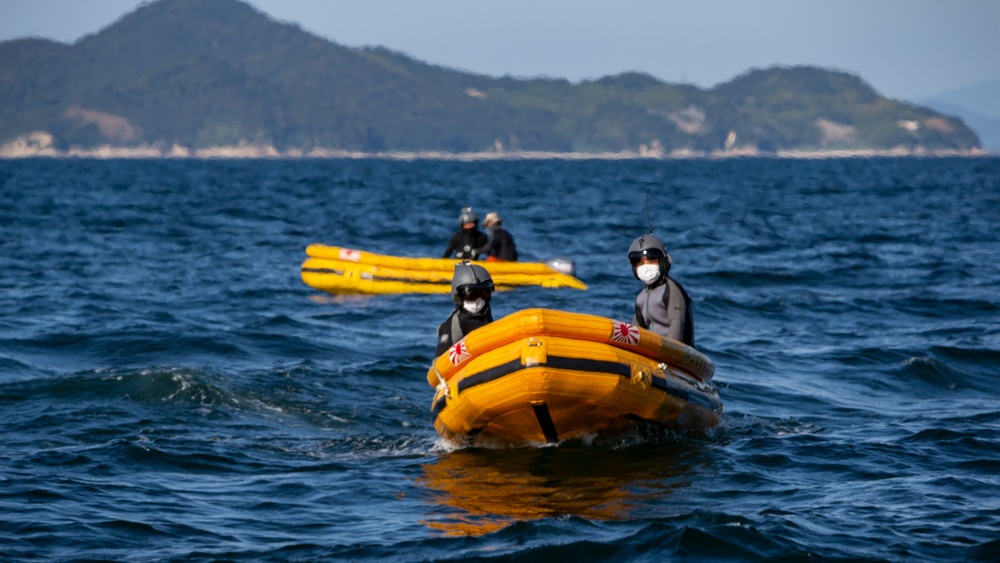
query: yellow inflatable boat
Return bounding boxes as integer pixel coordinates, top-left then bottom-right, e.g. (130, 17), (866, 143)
(301, 244), (587, 295)
(427, 308), (721, 447)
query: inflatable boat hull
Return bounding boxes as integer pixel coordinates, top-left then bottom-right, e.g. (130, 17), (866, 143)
(427, 309), (721, 447)
(301, 245), (587, 295)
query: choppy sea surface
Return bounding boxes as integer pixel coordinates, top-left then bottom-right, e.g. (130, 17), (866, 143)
(1, 157), (998, 562)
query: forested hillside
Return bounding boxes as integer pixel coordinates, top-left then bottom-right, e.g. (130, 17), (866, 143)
(0, 0), (981, 155)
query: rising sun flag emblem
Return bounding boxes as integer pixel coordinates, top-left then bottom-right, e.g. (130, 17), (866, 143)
(448, 340), (472, 366)
(611, 321), (640, 345)
(338, 247), (362, 262)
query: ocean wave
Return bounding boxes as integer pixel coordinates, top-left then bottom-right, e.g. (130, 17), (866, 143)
(2, 157), (998, 560)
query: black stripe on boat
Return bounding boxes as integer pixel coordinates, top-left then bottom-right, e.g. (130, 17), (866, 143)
(431, 394), (448, 419)
(532, 403), (560, 443)
(303, 268), (523, 290)
(456, 359), (525, 394)
(650, 376), (720, 410)
(435, 355), (720, 420)
(544, 356), (631, 378)
(301, 268), (452, 286)
(302, 267), (346, 275)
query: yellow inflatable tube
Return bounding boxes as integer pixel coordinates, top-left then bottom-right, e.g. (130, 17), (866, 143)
(306, 244), (574, 275)
(428, 308), (714, 389)
(426, 309), (721, 445)
(301, 245), (588, 294)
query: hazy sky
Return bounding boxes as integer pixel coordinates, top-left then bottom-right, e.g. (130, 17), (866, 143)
(2, 0), (998, 102)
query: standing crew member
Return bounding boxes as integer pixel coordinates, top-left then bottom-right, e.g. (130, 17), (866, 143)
(442, 207), (489, 259)
(435, 262), (495, 356)
(628, 233), (694, 346)
(482, 212), (518, 261)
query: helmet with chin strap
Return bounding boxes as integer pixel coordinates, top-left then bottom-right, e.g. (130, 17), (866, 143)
(451, 261), (494, 307)
(627, 233), (672, 279)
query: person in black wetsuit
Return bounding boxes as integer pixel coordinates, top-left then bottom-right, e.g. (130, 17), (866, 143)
(481, 212), (519, 262)
(628, 233), (694, 347)
(435, 262), (495, 356)
(442, 207), (489, 260)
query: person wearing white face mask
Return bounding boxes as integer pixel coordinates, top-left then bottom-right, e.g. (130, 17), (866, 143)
(435, 262), (496, 356)
(627, 233), (694, 346)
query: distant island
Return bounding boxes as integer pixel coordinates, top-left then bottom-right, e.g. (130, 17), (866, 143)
(0, 0), (986, 158)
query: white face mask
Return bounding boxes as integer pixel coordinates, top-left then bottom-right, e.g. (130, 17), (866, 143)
(462, 298), (486, 314)
(636, 264), (662, 284)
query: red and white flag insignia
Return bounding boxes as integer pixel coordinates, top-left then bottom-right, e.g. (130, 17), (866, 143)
(338, 248), (362, 262)
(610, 321), (640, 345)
(448, 340), (472, 366)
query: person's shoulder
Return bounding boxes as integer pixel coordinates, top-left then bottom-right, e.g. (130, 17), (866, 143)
(667, 276), (692, 300)
(438, 310), (457, 329)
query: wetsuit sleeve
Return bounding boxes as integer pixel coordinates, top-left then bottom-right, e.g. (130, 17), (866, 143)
(664, 280), (687, 343)
(492, 230), (518, 261)
(632, 295), (647, 328)
(471, 231), (490, 259)
(483, 237), (496, 258)
(435, 316), (454, 356)
(442, 232), (460, 258)
(503, 232), (518, 261)
(676, 281), (695, 347)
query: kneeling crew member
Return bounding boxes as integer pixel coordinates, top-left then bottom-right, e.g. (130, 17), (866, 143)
(482, 212), (519, 262)
(628, 233), (694, 346)
(436, 262), (495, 356)
(442, 207), (489, 260)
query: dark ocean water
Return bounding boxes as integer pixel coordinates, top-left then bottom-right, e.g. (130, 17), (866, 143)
(1, 156), (999, 562)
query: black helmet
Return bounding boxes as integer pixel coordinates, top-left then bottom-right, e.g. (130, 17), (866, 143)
(458, 207), (478, 226)
(451, 261), (494, 307)
(627, 233), (671, 278)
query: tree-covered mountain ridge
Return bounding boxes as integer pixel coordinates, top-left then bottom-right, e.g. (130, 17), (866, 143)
(0, 0), (985, 158)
